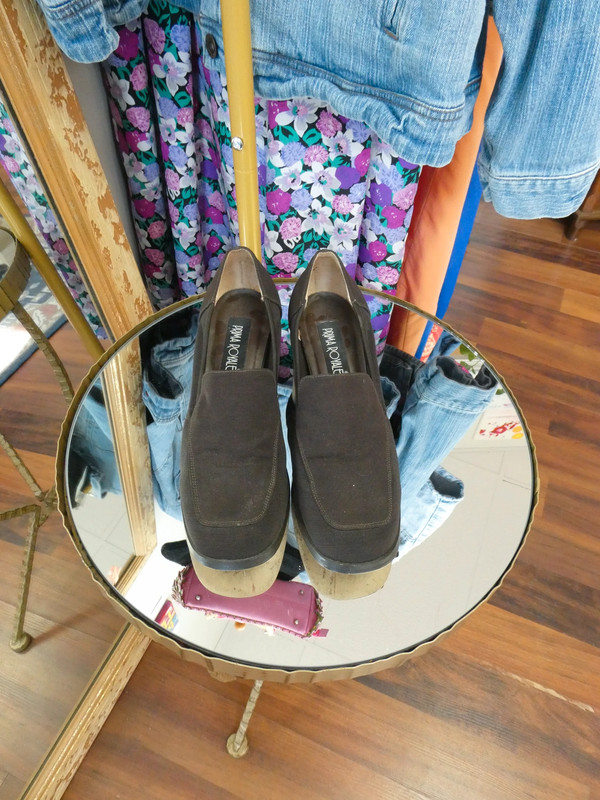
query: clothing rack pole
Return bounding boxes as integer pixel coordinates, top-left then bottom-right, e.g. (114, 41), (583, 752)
(218, 0), (265, 756)
(220, 0), (262, 258)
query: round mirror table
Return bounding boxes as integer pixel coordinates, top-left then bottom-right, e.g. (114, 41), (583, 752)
(56, 285), (538, 756)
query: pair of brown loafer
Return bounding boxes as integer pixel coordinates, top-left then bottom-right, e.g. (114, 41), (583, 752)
(180, 247), (400, 600)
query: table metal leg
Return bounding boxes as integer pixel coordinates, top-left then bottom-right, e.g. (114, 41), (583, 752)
(10, 506), (41, 652)
(0, 431), (44, 500)
(0, 296), (72, 653)
(11, 301), (73, 403)
(226, 679), (263, 758)
(1, 475), (56, 652)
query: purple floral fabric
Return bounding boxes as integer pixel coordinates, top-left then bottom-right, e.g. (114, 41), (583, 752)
(0, 100), (106, 337)
(103, 0), (420, 363)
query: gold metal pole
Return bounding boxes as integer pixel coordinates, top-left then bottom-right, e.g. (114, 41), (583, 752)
(220, 0), (262, 258)
(0, 180), (103, 359)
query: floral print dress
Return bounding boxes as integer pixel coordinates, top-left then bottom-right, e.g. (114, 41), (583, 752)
(104, 0), (420, 366)
(0, 0), (420, 356)
(0, 102), (106, 338)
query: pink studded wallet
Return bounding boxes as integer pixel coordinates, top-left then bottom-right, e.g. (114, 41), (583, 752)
(171, 566), (324, 638)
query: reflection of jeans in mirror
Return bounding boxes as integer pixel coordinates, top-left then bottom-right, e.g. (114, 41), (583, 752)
(381, 333), (498, 552)
(396, 467), (464, 557)
(69, 311), (201, 514)
(141, 310), (198, 520)
(77, 319), (497, 568)
(69, 385), (121, 504)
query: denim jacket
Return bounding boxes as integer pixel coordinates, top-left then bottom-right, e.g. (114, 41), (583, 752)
(36, 0), (600, 218)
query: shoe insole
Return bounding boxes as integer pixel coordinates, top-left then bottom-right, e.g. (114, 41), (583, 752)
(299, 292), (367, 376)
(207, 289), (270, 371)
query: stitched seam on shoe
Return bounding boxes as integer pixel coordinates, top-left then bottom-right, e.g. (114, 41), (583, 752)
(296, 432), (393, 530)
(187, 428), (280, 527)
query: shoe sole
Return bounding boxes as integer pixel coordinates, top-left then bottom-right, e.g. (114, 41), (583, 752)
(188, 526), (287, 599)
(293, 512), (392, 600)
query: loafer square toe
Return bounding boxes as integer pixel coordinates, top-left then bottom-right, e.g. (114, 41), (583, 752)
(180, 247), (289, 598)
(288, 250), (400, 599)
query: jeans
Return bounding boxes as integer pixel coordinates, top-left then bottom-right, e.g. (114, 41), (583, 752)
(36, 0), (600, 218)
(71, 324), (496, 565)
(381, 333), (497, 550)
(140, 308), (198, 520)
(396, 340), (497, 503)
(396, 467), (464, 557)
(69, 309), (199, 517)
(68, 384), (121, 504)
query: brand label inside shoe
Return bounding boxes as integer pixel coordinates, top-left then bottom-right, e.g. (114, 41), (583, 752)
(221, 317), (251, 370)
(317, 321), (350, 374)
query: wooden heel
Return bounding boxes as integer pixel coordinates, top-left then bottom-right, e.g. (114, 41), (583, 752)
(295, 524), (391, 601)
(189, 534), (286, 598)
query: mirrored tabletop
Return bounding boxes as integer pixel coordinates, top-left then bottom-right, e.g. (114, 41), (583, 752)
(57, 287), (537, 676)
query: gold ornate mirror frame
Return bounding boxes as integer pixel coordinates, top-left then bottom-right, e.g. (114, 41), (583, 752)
(0, 2), (155, 796)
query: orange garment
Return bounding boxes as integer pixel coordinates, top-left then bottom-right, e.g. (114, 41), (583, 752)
(388, 19), (503, 354)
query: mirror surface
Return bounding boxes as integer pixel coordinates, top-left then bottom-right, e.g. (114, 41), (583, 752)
(64, 291), (535, 671)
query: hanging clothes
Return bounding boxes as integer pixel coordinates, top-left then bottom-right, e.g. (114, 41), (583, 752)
(388, 18), (504, 355)
(35, 0), (600, 219)
(102, 0), (421, 360)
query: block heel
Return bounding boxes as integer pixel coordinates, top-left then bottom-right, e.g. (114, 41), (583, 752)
(189, 531), (287, 599)
(294, 515), (391, 600)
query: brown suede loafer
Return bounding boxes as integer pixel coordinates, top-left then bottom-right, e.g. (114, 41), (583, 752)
(287, 250), (400, 599)
(180, 247), (289, 598)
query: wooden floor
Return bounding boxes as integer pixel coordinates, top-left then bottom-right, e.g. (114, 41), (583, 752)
(0, 325), (123, 800)
(2, 205), (600, 799)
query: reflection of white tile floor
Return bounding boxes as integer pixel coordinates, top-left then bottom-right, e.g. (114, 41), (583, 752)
(154, 599), (231, 654)
(71, 490), (131, 575)
(214, 619), (308, 666)
(123, 504), (233, 652)
(73, 489), (130, 541)
(124, 508), (180, 611)
(443, 449), (531, 607)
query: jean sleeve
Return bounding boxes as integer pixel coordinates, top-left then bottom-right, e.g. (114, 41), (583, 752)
(479, 2), (600, 219)
(34, 0), (148, 62)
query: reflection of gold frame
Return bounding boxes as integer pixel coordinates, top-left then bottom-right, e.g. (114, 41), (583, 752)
(56, 291), (540, 681)
(115, 554), (151, 595)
